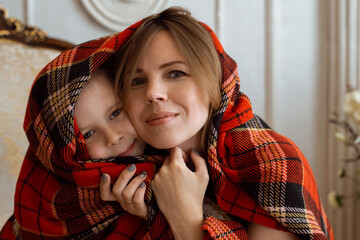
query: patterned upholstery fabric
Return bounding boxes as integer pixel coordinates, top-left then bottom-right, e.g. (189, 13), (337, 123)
(0, 39), (62, 226)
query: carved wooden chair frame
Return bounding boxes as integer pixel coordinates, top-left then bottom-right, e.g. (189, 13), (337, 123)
(0, 6), (74, 50)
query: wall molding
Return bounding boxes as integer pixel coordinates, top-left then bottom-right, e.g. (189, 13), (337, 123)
(214, 0), (224, 43)
(264, 0), (273, 126)
(264, 0), (282, 127)
(23, 0), (35, 26)
(80, 0), (167, 32)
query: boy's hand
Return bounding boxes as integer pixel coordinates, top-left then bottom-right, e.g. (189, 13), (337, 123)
(100, 164), (148, 220)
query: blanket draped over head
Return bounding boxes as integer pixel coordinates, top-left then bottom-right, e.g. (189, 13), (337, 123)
(0, 19), (332, 240)
(202, 24), (333, 239)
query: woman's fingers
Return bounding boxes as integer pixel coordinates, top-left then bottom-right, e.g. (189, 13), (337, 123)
(191, 150), (209, 180)
(116, 170), (148, 220)
(99, 166), (149, 220)
(100, 174), (116, 201)
(174, 147), (187, 161)
(129, 181), (148, 220)
(100, 164), (145, 203)
(167, 147), (188, 168)
(151, 147), (209, 234)
(121, 171), (147, 203)
(112, 164), (137, 197)
(132, 182), (147, 207)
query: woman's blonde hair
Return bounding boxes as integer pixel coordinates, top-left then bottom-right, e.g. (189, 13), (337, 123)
(115, 6), (221, 153)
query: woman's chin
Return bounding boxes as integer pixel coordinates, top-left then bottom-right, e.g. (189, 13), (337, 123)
(151, 141), (177, 150)
(147, 136), (197, 154)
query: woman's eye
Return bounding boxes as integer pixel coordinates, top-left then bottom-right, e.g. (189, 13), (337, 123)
(83, 130), (94, 139)
(110, 109), (121, 120)
(131, 78), (145, 86)
(169, 71), (185, 79)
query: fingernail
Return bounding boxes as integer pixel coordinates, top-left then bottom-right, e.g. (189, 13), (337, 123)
(192, 149), (199, 155)
(101, 174), (108, 182)
(140, 182), (146, 188)
(127, 164), (135, 172)
(139, 171), (147, 178)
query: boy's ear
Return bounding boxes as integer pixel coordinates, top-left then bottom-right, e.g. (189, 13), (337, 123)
(73, 115), (91, 161)
(73, 117), (85, 142)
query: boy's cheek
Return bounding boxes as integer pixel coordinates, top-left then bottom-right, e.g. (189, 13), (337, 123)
(87, 144), (105, 159)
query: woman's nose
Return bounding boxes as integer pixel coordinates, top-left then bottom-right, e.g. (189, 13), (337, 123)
(145, 80), (168, 104)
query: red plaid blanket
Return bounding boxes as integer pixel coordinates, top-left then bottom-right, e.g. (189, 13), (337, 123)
(203, 25), (333, 239)
(0, 21), (247, 239)
(0, 18), (332, 240)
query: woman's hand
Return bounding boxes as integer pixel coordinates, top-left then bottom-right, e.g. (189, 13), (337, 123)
(100, 164), (148, 220)
(151, 147), (209, 240)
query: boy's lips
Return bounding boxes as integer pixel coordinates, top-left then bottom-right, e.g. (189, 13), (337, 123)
(117, 141), (136, 157)
(146, 111), (179, 126)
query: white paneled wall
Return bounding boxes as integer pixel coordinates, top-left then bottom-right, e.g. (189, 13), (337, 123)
(1, 0), (359, 238)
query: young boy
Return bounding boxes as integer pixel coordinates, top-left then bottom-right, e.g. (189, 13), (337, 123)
(74, 68), (152, 220)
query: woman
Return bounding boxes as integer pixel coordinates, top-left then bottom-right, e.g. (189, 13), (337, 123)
(0, 14), (246, 239)
(110, 6), (333, 240)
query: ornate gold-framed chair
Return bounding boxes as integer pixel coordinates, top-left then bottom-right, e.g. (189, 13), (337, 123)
(0, 6), (74, 226)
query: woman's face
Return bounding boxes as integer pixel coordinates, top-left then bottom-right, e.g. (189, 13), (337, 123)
(126, 30), (210, 153)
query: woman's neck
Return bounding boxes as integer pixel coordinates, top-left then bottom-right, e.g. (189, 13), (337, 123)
(177, 130), (203, 155)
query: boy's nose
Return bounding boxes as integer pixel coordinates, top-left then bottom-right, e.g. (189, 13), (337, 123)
(105, 129), (122, 147)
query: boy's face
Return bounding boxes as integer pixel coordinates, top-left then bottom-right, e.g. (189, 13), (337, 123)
(75, 72), (145, 159)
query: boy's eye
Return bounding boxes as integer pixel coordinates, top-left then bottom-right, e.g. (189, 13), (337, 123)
(110, 109), (121, 120)
(83, 130), (95, 139)
(169, 71), (185, 79)
(131, 77), (145, 86)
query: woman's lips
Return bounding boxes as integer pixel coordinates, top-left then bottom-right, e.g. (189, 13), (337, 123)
(146, 111), (179, 126)
(117, 141), (136, 157)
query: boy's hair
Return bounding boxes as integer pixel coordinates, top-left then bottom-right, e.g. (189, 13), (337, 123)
(97, 55), (118, 83)
(115, 6), (222, 153)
